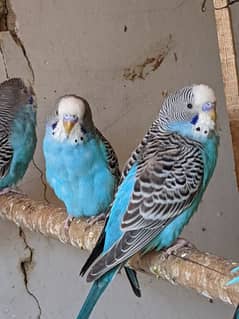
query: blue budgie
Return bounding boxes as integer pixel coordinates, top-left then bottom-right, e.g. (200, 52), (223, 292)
(77, 84), (219, 319)
(43, 95), (120, 229)
(0, 78), (37, 193)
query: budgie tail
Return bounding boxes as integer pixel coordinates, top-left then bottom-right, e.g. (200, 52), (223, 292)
(77, 267), (118, 319)
(80, 217), (142, 298)
(124, 267), (141, 297)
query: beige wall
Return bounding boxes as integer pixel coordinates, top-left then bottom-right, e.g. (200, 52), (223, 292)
(0, 0), (239, 318)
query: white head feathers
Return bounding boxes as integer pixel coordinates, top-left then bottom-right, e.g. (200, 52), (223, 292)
(58, 95), (86, 120)
(192, 84), (216, 137)
(192, 84), (216, 106)
(52, 95), (94, 143)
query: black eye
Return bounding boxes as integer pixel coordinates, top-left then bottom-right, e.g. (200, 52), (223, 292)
(187, 103), (193, 109)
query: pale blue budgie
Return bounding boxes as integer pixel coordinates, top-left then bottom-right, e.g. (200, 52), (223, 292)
(0, 78), (37, 193)
(77, 84), (219, 319)
(43, 95), (120, 229)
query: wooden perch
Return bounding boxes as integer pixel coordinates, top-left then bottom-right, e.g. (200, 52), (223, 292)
(0, 193), (238, 306)
(214, 0), (239, 189)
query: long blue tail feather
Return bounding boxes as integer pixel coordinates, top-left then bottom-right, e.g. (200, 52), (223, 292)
(76, 268), (118, 319)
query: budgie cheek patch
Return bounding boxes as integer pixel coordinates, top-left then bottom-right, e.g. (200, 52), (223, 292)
(193, 113), (215, 137)
(51, 121), (85, 144)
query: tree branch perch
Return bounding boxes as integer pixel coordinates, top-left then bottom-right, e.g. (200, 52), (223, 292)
(213, 0), (239, 190)
(0, 193), (238, 306)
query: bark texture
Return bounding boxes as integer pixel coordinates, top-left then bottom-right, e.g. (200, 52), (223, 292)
(0, 193), (238, 306)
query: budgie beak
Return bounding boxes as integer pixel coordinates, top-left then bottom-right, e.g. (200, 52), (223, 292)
(202, 102), (216, 121)
(63, 120), (76, 136)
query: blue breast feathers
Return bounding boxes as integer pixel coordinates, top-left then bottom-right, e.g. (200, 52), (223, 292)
(43, 124), (117, 217)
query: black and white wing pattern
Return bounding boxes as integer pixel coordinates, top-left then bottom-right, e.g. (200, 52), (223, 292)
(121, 130), (151, 182)
(0, 78), (33, 179)
(87, 133), (204, 282)
(0, 132), (13, 178)
(96, 128), (121, 183)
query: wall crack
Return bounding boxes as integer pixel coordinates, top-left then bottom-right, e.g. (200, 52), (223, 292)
(0, 0), (35, 83)
(19, 227), (42, 319)
(9, 29), (35, 83)
(0, 0), (8, 31)
(0, 43), (9, 78)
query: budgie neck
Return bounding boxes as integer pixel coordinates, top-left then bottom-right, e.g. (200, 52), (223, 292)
(156, 114), (216, 145)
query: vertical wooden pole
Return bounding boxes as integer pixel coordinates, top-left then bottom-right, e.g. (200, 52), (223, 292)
(213, 0), (239, 189)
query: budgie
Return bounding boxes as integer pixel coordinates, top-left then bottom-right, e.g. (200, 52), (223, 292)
(77, 84), (218, 319)
(43, 95), (120, 229)
(0, 78), (37, 193)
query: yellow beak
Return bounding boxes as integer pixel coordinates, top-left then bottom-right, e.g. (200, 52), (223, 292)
(207, 109), (216, 122)
(63, 120), (76, 136)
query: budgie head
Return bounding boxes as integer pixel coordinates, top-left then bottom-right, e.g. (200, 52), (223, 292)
(0, 78), (36, 112)
(159, 84), (216, 139)
(52, 95), (94, 143)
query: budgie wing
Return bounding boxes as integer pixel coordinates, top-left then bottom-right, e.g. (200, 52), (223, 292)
(0, 133), (13, 178)
(96, 128), (120, 182)
(0, 78), (27, 179)
(0, 78), (34, 179)
(120, 129), (152, 182)
(87, 134), (204, 281)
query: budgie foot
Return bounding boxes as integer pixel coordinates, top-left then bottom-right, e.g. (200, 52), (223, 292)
(84, 213), (106, 231)
(0, 186), (25, 196)
(86, 213), (106, 226)
(163, 238), (193, 257)
(64, 215), (74, 230)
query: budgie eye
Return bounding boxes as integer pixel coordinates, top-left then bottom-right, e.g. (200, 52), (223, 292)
(72, 115), (78, 121)
(187, 103), (193, 109)
(28, 96), (34, 104)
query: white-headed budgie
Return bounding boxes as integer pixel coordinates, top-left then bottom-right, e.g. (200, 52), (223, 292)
(77, 84), (219, 319)
(0, 78), (37, 193)
(43, 95), (120, 229)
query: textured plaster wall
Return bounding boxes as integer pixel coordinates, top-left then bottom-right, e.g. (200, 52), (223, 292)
(0, 0), (239, 318)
